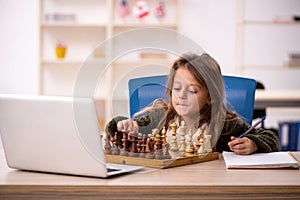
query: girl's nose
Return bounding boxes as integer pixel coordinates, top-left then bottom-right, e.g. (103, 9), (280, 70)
(178, 89), (187, 99)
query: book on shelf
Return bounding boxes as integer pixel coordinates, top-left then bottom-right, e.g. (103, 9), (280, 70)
(284, 52), (300, 67)
(223, 151), (299, 169)
(45, 13), (77, 23)
(140, 51), (168, 59)
(284, 62), (300, 67)
(273, 15), (300, 23)
(279, 121), (300, 151)
(288, 52), (300, 59)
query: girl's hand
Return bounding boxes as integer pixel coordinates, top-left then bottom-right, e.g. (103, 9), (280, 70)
(117, 119), (138, 133)
(228, 136), (258, 155)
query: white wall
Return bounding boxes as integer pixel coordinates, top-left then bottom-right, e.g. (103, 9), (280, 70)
(0, 0), (39, 149)
(0, 0), (299, 95)
(179, 0), (237, 75)
(0, 0), (39, 95)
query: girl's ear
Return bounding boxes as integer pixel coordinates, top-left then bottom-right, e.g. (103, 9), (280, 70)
(207, 96), (212, 105)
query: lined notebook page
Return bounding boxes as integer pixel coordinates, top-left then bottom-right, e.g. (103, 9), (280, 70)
(223, 151), (299, 169)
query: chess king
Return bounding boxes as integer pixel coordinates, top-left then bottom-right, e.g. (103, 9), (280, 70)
(105, 52), (279, 156)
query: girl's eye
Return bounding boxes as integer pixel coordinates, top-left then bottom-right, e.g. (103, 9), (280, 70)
(188, 90), (198, 94)
(188, 86), (199, 94)
(173, 87), (181, 91)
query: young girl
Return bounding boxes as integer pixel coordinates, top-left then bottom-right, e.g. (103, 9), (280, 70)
(106, 53), (279, 155)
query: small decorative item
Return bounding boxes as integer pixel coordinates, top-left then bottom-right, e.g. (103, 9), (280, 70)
(118, 0), (130, 18)
(55, 41), (67, 59)
(93, 46), (105, 59)
(154, 0), (166, 20)
(45, 13), (76, 23)
(133, 0), (149, 19)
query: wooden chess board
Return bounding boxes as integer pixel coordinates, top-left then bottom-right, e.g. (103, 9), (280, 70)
(105, 152), (219, 169)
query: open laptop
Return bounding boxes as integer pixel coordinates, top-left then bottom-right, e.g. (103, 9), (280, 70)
(0, 94), (143, 178)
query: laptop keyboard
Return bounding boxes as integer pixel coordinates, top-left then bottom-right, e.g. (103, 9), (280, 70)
(107, 168), (121, 173)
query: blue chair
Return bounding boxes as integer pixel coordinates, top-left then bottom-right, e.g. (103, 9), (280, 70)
(129, 75), (168, 118)
(128, 75), (256, 125)
(223, 75), (256, 125)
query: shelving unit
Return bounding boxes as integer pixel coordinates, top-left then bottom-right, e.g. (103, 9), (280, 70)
(236, 0), (300, 74)
(39, 0), (180, 130)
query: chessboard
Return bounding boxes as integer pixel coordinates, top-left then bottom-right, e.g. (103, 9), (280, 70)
(104, 122), (219, 169)
(105, 152), (219, 169)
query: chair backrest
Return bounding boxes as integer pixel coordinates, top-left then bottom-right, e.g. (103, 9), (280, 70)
(128, 75), (256, 125)
(252, 81), (266, 122)
(222, 75), (256, 125)
(129, 75), (168, 118)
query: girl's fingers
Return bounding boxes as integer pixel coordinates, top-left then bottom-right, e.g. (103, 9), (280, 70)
(117, 119), (138, 133)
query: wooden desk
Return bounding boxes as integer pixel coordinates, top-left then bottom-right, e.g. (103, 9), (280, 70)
(0, 150), (300, 199)
(255, 90), (300, 109)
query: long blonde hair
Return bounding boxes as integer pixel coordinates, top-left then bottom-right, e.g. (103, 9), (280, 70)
(133, 98), (169, 118)
(158, 52), (226, 147)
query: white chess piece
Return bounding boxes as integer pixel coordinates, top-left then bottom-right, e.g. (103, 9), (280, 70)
(185, 129), (194, 153)
(169, 123), (178, 152)
(198, 134), (212, 154)
(204, 134), (212, 153)
(178, 121), (186, 152)
(197, 138), (206, 154)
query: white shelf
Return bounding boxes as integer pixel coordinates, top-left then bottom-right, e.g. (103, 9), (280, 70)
(241, 21), (300, 25)
(41, 22), (107, 28)
(242, 65), (293, 69)
(236, 0), (300, 74)
(42, 58), (106, 64)
(42, 59), (83, 65)
(113, 22), (178, 28)
(39, 0), (180, 125)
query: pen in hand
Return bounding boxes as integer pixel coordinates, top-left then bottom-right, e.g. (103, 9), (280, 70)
(238, 116), (266, 138)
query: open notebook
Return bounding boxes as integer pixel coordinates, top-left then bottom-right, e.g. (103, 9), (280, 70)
(223, 151), (299, 169)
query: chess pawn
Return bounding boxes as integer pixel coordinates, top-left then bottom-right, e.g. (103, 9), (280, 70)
(136, 132), (143, 153)
(120, 131), (129, 156)
(112, 132), (120, 155)
(149, 132), (156, 152)
(169, 122), (179, 152)
(195, 135), (204, 152)
(198, 143), (205, 154)
(129, 131), (139, 157)
(152, 128), (159, 150)
(163, 143), (171, 159)
(198, 134), (212, 154)
(160, 126), (170, 159)
(204, 134), (212, 153)
(194, 128), (204, 151)
(198, 138), (204, 148)
(104, 133), (112, 154)
(145, 134), (152, 153)
(154, 130), (164, 159)
(154, 129), (161, 150)
(161, 126), (167, 146)
(145, 134), (155, 159)
(139, 134), (147, 158)
(185, 129), (194, 153)
(197, 137), (206, 154)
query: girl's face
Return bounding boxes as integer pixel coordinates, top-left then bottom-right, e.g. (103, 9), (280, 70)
(171, 67), (209, 119)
